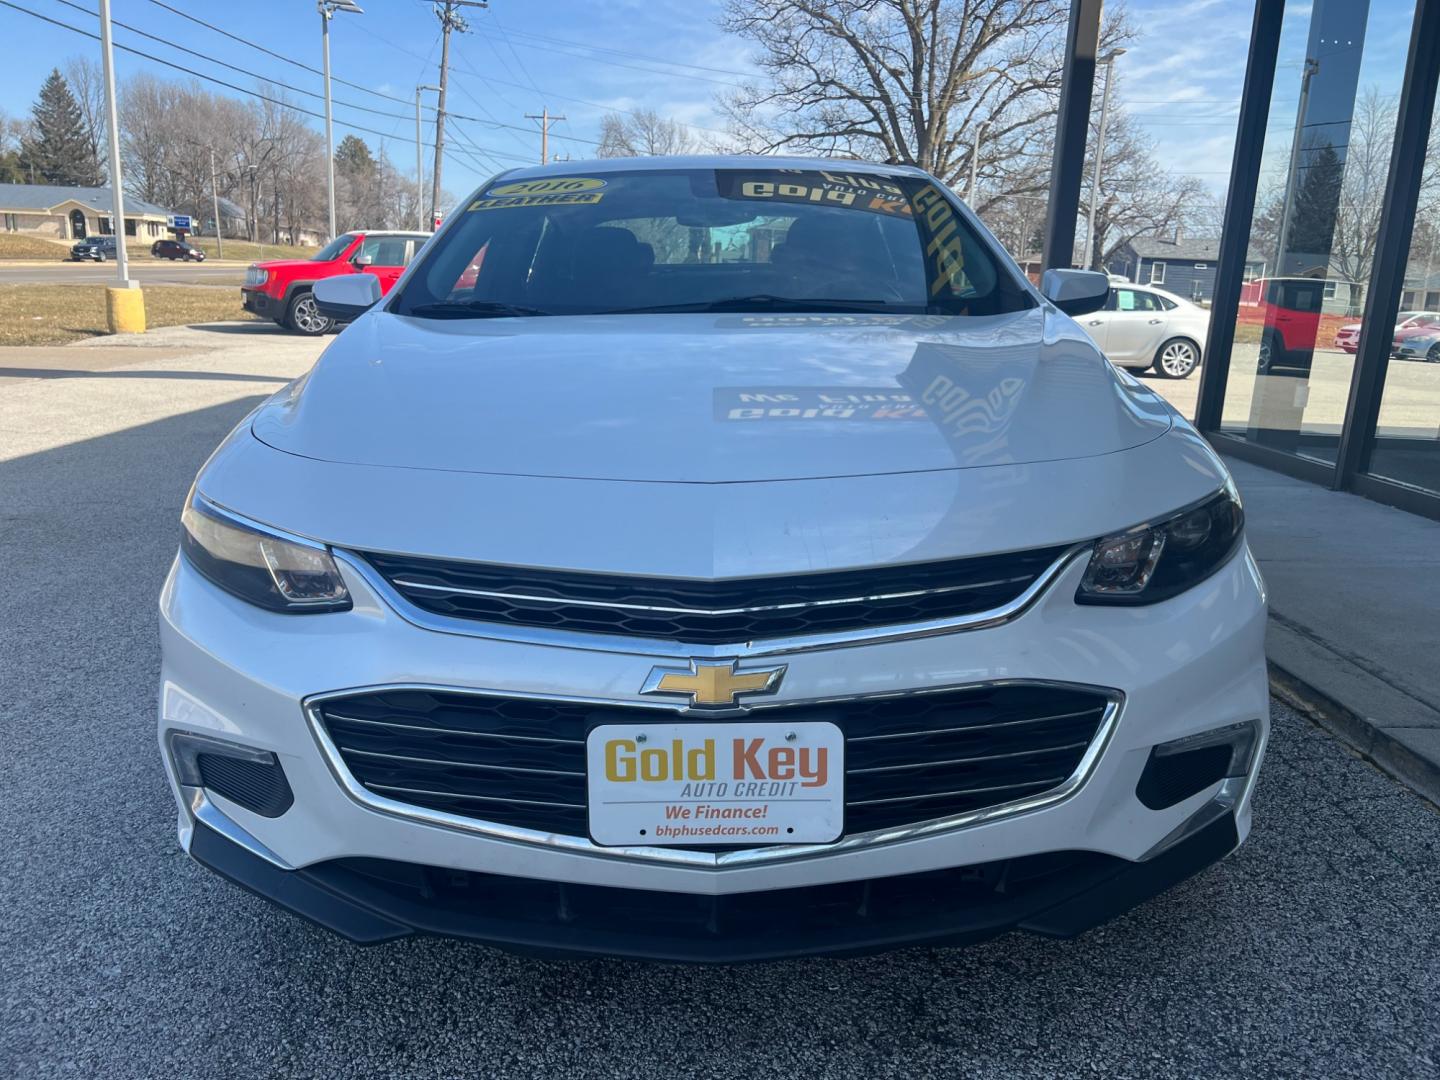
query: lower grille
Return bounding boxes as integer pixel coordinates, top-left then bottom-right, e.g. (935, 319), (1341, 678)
(313, 683), (1113, 842)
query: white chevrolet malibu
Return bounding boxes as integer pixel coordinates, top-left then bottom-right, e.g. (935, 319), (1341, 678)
(159, 157), (1268, 962)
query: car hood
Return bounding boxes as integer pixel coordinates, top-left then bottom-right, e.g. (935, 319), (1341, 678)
(250, 309), (1174, 484)
(254, 257), (327, 273)
(1394, 324), (1440, 341)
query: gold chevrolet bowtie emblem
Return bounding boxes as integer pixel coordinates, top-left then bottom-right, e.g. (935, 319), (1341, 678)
(641, 659), (786, 708)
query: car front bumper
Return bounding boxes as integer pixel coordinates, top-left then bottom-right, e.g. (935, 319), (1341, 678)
(241, 288), (276, 317)
(158, 541), (1270, 961)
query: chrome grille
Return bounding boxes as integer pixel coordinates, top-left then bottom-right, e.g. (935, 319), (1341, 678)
(357, 546), (1071, 645)
(314, 684), (1113, 840)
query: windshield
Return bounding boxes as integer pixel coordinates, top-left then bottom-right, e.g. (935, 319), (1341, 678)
(312, 233), (357, 262)
(391, 168), (1034, 318)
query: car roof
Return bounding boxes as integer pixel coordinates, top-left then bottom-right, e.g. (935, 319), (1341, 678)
(486, 154), (933, 184)
(349, 229), (432, 237)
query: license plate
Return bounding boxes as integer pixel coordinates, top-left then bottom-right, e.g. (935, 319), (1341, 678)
(586, 721), (844, 847)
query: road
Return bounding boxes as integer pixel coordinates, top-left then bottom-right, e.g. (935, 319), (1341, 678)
(0, 261), (245, 286)
(2, 323), (1438, 1079)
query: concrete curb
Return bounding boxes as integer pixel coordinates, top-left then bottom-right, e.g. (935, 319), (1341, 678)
(1268, 660), (1440, 812)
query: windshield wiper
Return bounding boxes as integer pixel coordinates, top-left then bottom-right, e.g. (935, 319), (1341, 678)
(405, 300), (554, 319)
(606, 295), (910, 315)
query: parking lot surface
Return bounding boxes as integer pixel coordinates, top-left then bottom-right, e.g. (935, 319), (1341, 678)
(2, 323), (1438, 1079)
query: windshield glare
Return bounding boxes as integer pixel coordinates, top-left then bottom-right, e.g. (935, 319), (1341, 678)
(312, 233), (356, 261)
(392, 168), (1033, 318)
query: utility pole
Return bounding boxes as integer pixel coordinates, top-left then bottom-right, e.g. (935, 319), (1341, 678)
(416, 84), (439, 231)
(1275, 56), (1320, 277)
(1082, 48), (1126, 271)
(318, 1), (364, 243)
(98, 0), (130, 287)
(208, 147), (224, 260)
(431, 0), (488, 230)
(525, 108), (567, 164)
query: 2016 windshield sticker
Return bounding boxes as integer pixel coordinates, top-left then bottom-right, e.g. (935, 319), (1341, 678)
(726, 170), (913, 217)
(469, 191), (605, 211)
(487, 176), (607, 197)
(470, 176), (608, 210)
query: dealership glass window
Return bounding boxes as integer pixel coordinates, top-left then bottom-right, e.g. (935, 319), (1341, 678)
(1364, 74), (1440, 497)
(1217, 0), (1413, 468)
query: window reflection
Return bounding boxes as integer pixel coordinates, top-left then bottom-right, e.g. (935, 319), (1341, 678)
(1220, 0), (1414, 467)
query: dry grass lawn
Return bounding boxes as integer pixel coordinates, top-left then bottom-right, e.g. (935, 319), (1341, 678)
(185, 238), (320, 263)
(0, 284), (257, 346)
(0, 233), (72, 260)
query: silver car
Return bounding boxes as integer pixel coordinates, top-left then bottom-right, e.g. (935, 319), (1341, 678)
(1078, 285), (1210, 378)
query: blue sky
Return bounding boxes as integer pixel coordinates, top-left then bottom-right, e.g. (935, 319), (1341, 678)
(0, 0), (1417, 203)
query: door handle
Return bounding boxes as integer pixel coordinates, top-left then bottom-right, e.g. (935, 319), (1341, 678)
(1148, 318), (1162, 324)
(1087, 320), (1103, 326)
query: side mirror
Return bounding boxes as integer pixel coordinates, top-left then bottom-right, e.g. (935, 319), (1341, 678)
(352, 254), (374, 267)
(1040, 269), (1111, 316)
(313, 273), (382, 322)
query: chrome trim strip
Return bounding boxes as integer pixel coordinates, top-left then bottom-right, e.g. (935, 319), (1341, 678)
(848, 777), (1065, 807)
(367, 783), (584, 810)
(847, 741), (1090, 775)
(338, 745), (585, 778)
(185, 787), (294, 870)
(333, 545), (1091, 659)
(327, 713), (583, 745)
(846, 708), (1103, 742)
(388, 573), (1035, 617)
(305, 679), (1123, 869)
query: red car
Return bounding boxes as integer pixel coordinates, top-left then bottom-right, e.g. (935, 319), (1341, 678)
(1390, 311), (1440, 354)
(1334, 310), (1438, 354)
(242, 230), (430, 335)
(1239, 277), (1326, 373)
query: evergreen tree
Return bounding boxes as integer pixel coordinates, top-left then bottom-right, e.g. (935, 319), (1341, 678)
(25, 69), (100, 186)
(1284, 141), (1345, 264)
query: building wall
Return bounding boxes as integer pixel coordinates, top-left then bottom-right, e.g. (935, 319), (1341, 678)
(1, 212), (64, 237)
(1137, 256), (1219, 303)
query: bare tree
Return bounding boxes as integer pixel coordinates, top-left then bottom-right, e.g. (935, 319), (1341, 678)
(64, 55), (108, 184)
(1080, 110), (1205, 270)
(718, 0), (1128, 201)
(596, 109), (700, 157)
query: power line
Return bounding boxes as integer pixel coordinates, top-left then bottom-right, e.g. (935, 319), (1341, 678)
(142, 0), (419, 109)
(54, 0), (420, 125)
(0, 0), (474, 156)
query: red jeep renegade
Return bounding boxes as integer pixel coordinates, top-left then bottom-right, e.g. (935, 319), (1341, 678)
(242, 230), (431, 335)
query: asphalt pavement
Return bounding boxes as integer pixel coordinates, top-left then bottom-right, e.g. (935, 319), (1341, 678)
(1, 324), (1438, 1079)
(0, 261), (245, 286)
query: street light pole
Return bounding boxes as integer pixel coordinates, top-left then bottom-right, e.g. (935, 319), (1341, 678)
(967, 121), (989, 204)
(416, 84), (439, 231)
(98, 0), (129, 287)
(1275, 57), (1320, 276)
(208, 147), (224, 260)
(1083, 48), (1127, 271)
(318, 0), (363, 243)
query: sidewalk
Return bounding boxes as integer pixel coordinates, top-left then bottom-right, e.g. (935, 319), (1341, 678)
(1226, 457), (1440, 804)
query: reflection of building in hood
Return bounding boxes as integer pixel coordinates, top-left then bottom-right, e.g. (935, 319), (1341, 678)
(897, 341), (1031, 466)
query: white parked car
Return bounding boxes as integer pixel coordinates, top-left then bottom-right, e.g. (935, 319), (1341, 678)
(1079, 284), (1209, 378)
(159, 157), (1267, 962)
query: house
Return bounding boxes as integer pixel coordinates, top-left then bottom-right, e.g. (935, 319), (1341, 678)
(1401, 270), (1440, 312)
(177, 195), (248, 241)
(1106, 236), (1269, 304)
(0, 182), (175, 242)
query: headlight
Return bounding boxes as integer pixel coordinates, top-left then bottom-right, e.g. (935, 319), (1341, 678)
(1076, 484), (1244, 605)
(244, 266), (268, 286)
(180, 492), (350, 612)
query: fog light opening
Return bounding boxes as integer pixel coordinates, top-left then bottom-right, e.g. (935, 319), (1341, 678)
(1137, 720), (1261, 811)
(167, 731), (294, 818)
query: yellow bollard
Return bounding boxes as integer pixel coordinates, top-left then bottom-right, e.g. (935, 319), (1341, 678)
(105, 285), (146, 334)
